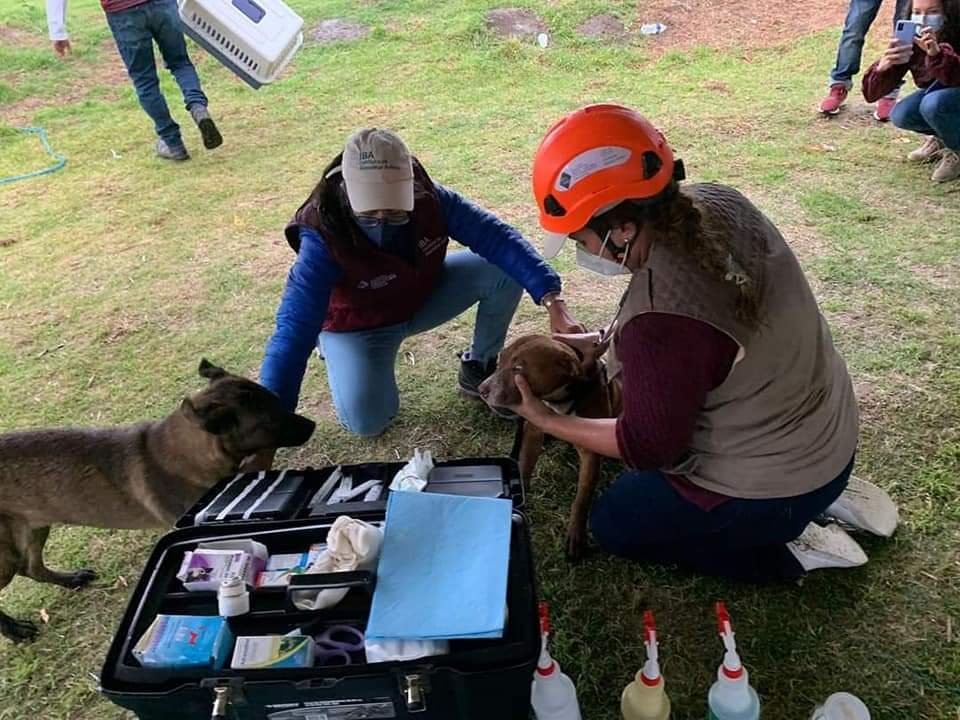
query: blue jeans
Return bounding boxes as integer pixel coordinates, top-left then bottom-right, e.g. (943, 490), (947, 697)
(891, 83), (960, 151)
(318, 250), (523, 436)
(829, 0), (910, 88)
(589, 456), (855, 583)
(107, 0), (207, 146)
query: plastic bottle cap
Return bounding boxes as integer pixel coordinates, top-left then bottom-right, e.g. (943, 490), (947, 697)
(721, 664), (744, 680)
(536, 660), (556, 677)
(640, 672), (661, 687)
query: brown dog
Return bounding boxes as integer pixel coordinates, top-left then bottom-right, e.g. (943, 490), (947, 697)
(0, 359), (315, 643)
(479, 335), (622, 559)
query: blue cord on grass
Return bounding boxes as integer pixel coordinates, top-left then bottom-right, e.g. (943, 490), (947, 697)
(0, 127), (67, 186)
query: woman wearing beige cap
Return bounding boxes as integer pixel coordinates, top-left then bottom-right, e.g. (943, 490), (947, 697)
(257, 128), (580, 439)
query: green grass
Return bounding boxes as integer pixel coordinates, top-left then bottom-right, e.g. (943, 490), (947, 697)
(2, 0), (959, 718)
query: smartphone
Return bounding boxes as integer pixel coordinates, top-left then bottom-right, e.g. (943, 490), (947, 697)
(895, 19), (920, 45)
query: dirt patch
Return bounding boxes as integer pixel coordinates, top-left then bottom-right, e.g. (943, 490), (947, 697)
(633, 0), (899, 53)
(310, 19), (372, 44)
(485, 8), (547, 40)
(702, 79), (731, 94)
(0, 24), (42, 48)
(911, 264), (959, 290)
(0, 40), (129, 124)
(576, 14), (629, 43)
(0, 237), (19, 248)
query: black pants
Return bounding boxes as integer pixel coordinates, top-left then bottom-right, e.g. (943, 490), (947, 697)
(589, 456), (855, 583)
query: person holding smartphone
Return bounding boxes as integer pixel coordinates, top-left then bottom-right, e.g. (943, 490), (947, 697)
(818, 0), (911, 121)
(863, 0), (960, 182)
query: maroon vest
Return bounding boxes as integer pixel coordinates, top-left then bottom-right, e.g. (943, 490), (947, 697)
(285, 161), (449, 333)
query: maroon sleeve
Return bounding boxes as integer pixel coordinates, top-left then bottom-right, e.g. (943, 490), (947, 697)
(614, 313), (740, 470)
(927, 43), (960, 87)
(862, 56), (912, 102)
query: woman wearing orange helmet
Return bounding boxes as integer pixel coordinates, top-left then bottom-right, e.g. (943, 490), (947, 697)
(502, 104), (897, 582)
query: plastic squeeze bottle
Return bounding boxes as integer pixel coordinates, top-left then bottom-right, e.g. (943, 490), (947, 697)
(707, 602), (761, 720)
(621, 610), (671, 720)
(531, 602), (582, 720)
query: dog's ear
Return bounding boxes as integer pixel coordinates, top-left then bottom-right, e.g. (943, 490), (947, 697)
(198, 358), (227, 381)
(181, 397), (238, 435)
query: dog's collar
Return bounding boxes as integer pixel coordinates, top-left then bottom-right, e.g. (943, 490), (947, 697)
(540, 360), (613, 417)
(541, 386), (577, 416)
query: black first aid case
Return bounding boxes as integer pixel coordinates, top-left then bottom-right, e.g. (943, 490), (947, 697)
(99, 457), (539, 720)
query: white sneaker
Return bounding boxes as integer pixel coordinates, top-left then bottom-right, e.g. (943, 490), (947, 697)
(824, 476), (899, 537)
(788, 522), (868, 572)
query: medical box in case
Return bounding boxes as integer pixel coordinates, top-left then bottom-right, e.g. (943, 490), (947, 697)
(178, 0), (303, 88)
(99, 457), (539, 720)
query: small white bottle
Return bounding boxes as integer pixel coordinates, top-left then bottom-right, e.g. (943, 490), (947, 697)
(707, 603), (760, 720)
(217, 575), (249, 617)
(531, 603), (582, 720)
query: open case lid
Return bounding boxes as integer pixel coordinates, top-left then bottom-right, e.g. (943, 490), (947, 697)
(175, 457), (525, 529)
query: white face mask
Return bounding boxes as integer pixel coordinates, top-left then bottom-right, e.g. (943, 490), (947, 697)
(575, 230), (632, 276)
(911, 12), (945, 30)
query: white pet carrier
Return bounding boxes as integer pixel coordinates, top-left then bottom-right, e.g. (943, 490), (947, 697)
(178, 0), (304, 88)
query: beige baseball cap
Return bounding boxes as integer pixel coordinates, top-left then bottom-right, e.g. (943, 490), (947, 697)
(341, 128), (415, 213)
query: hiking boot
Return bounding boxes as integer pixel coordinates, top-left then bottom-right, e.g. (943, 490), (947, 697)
(932, 149), (960, 183)
(787, 522), (868, 572)
(873, 96), (896, 122)
(818, 84), (848, 115)
(908, 135), (944, 163)
(189, 104), (223, 150)
(155, 138), (190, 161)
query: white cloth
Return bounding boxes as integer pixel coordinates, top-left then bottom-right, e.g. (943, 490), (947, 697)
(46, 0), (69, 41)
(290, 516), (382, 611)
(364, 638), (449, 663)
(389, 448), (434, 493)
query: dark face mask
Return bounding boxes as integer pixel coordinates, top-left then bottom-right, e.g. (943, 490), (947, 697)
(355, 215), (411, 252)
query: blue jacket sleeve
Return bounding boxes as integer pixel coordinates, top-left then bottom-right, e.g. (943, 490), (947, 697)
(260, 226), (342, 411)
(436, 185), (561, 304)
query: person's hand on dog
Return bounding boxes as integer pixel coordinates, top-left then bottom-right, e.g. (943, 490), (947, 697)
(545, 295), (586, 334)
(553, 331), (609, 373)
(915, 28), (941, 57)
(879, 37), (915, 70)
(508, 373), (554, 426)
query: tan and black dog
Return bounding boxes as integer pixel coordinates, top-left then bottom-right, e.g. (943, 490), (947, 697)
(479, 335), (622, 560)
(0, 359), (315, 643)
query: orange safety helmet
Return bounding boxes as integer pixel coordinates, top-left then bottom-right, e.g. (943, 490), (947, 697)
(532, 104), (685, 258)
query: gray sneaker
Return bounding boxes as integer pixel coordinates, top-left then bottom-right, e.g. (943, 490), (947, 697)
(155, 138), (190, 161)
(907, 135), (944, 163)
(189, 104), (223, 150)
(932, 149), (960, 183)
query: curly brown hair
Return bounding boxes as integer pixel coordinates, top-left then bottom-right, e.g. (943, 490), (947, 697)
(590, 190), (764, 329)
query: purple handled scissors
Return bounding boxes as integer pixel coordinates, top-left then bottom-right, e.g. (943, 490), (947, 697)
(313, 624), (365, 666)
